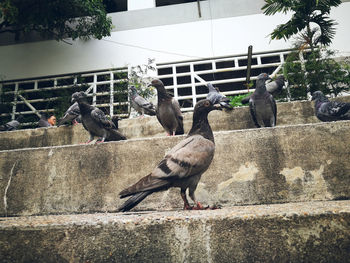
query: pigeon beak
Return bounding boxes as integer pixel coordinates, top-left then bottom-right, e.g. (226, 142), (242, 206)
(212, 104), (222, 111)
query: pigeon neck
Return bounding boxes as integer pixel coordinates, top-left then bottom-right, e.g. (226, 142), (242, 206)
(157, 87), (172, 101)
(188, 113), (214, 142)
(208, 86), (216, 93)
(255, 80), (267, 94)
(77, 100), (92, 114)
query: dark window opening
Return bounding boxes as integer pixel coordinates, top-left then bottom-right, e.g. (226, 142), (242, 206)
(178, 86), (192, 96)
(158, 67), (173, 76)
(156, 0), (203, 7)
(216, 60), (235, 69)
(261, 55), (280, 64)
(104, 0), (127, 13)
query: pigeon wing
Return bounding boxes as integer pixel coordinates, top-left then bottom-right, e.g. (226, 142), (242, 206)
(249, 98), (260, 128)
(134, 95), (156, 115)
(119, 135), (214, 197)
(171, 98), (184, 134)
(91, 108), (116, 129)
(327, 101), (350, 117)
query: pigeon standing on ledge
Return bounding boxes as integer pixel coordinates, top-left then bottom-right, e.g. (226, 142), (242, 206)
(118, 99), (221, 212)
(206, 83), (233, 110)
(0, 115), (24, 131)
(57, 102), (81, 126)
(241, 75), (285, 105)
(311, 91), (350, 122)
(129, 86), (156, 117)
(149, 79), (184, 136)
(249, 73), (277, 128)
(71, 91), (126, 143)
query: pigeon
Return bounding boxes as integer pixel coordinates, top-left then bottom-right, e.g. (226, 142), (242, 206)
(130, 86), (156, 116)
(71, 91), (127, 143)
(118, 99), (221, 212)
(38, 113), (51, 127)
(241, 75), (285, 104)
(149, 79), (184, 136)
(249, 73), (277, 128)
(0, 115), (23, 131)
(57, 102), (81, 126)
(311, 91), (350, 122)
(206, 83), (233, 110)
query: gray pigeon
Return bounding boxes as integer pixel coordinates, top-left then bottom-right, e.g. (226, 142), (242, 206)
(38, 113), (51, 127)
(130, 86), (156, 116)
(0, 115), (23, 131)
(206, 83), (233, 110)
(118, 99), (221, 212)
(71, 91), (127, 143)
(57, 102), (81, 126)
(249, 73), (277, 128)
(311, 91), (350, 122)
(149, 79), (184, 136)
(241, 75), (285, 104)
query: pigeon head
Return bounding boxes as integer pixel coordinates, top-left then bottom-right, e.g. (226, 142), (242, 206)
(194, 99), (221, 117)
(16, 114), (24, 122)
(311, 91), (329, 102)
(149, 79), (170, 99)
(149, 79), (164, 90)
(71, 91), (87, 103)
(129, 86), (138, 96)
(257, 73), (271, 81)
(255, 73), (271, 91)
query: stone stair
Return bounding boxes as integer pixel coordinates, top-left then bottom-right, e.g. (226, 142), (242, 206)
(0, 99), (350, 262)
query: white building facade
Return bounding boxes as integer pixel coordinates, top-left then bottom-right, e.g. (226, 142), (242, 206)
(0, 0), (349, 124)
(1, 0), (349, 81)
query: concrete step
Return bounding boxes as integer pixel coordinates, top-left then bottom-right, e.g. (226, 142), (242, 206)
(0, 200), (349, 262)
(0, 99), (322, 151)
(1, 121), (349, 216)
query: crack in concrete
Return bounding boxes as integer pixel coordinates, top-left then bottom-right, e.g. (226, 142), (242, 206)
(4, 161), (17, 217)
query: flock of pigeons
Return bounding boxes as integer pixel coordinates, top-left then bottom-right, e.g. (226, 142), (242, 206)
(1, 74), (349, 212)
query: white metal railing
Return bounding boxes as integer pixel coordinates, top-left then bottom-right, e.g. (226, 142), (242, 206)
(156, 48), (298, 111)
(0, 48), (309, 127)
(0, 68), (129, 127)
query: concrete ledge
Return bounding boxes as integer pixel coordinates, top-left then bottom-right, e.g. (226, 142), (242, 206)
(0, 99), (321, 151)
(0, 121), (349, 216)
(0, 200), (349, 262)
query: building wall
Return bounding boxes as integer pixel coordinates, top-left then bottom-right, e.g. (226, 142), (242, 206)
(0, 0), (349, 81)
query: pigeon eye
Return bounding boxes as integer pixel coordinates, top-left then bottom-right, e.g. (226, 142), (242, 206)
(205, 101), (210, 107)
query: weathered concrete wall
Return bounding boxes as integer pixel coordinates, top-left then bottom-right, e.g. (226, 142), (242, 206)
(0, 99), (321, 151)
(0, 201), (349, 263)
(3, 97), (350, 151)
(1, 121), (349, 216)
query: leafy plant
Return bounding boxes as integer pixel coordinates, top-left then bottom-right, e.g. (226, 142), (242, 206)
(262, 0), (341, 50)
(128, 58), (156, 100)
(282, 48), (350, 100)
(0, 0), (113, 41)
(229, 93), (252, 107)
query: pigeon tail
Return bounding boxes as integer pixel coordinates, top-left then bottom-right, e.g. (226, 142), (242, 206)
(118, 191), (152, 212)
(105, 129), (127, 141)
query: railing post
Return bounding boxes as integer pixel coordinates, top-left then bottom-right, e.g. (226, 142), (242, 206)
(110, 72), (114, 117)
(190, 63), (197, 108)
(11, 83), (18, 120)
(172, 65), (178, 99)
(93, 74), (97, 106)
